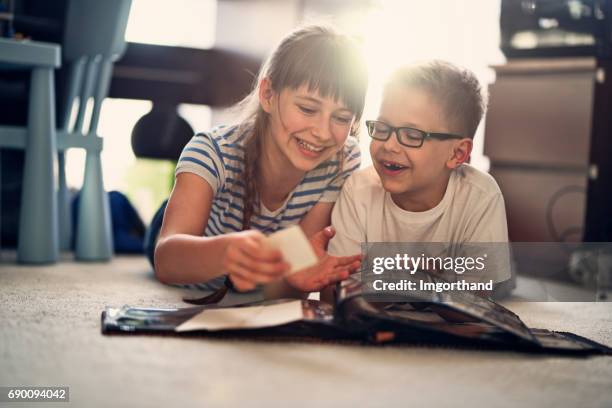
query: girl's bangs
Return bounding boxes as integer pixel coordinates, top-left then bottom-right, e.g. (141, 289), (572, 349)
(275, 38), (367, 118)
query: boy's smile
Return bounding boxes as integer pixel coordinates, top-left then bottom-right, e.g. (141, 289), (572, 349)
(370, 85), (459, 212)
(380, 159), (409, 175)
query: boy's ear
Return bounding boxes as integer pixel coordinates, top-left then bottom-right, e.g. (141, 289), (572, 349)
(446, 138), (473, 169)
(259, 78), (275, 113)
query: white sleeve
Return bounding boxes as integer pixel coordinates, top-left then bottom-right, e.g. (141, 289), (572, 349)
(328, 174), (365, 257)
(462, 192), (512, 283)
(465, 192), (509, 243)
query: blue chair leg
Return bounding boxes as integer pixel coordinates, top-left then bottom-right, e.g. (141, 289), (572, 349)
(18, 67), (59, 263)
(75, 149), (113, 260)
(58, 151), (72, 251)
(57, 59), (85, 252)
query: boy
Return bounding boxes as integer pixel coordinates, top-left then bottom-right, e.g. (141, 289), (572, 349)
(329, 60), (511, 286)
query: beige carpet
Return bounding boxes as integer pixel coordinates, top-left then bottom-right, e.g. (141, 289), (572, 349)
(1, 253), (612, 408)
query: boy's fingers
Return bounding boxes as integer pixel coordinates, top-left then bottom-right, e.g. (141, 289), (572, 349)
(309, 227), (336, 253)
(334, 254), (362, 267)
(348, 260), (361, 274)
(327, 268), (350, 284)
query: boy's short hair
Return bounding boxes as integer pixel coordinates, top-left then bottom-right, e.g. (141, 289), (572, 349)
(385, 60), (487, 139)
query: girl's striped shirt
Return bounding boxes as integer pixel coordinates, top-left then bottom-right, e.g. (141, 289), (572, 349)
(175, 124), (361, 289)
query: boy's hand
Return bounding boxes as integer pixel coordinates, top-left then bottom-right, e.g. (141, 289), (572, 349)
(285, 227), (362, 293)
(224, 230), (290, 292)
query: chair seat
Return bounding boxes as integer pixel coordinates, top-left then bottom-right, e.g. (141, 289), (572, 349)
(0, 38), (60, 69)
(0, 126), (104, 152)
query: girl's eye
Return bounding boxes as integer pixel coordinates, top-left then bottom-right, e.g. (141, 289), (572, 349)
(298, 105), (316, 115)
(334, 116), (352, 124)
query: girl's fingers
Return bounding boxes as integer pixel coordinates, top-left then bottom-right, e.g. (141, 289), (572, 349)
(243, 257), (289, 277)
(225, 244), (254, 270)
(228, 263), (280, 285)
(229, 274), (257, 292)
(229, 244), (287, 276)
(240, 237), (284, 263)
(255, 246), (284, 263)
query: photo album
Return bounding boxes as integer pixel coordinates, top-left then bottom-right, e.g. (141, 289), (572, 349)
(102, 271), (611, 356)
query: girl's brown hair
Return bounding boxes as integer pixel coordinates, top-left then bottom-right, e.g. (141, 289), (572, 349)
(236, 25), (368, 229)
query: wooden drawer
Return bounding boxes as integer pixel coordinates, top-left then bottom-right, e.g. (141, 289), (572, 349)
(485, 58), (596, 169)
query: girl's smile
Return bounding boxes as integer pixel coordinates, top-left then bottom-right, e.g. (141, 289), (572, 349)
(261, 81), (356, 172)
(294, 135), (334, 159)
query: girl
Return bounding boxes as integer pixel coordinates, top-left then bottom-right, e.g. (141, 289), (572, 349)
(149, 25), (367, 298)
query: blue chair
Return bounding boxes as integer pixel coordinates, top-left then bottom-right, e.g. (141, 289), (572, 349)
(56, 0), (132, 260)
(0, 0), (131, 263)
(0, 38), (61, 263)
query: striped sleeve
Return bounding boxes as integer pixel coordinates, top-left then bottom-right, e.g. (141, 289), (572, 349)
(320, 136), (361, 202)
(175, 132), (225, 194)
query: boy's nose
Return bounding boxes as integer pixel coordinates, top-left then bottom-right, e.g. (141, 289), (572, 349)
(382, 131), (402, 152)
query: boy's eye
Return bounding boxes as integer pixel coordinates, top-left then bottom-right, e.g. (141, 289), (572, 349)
(372, 125), (390, 135)
(298, 105), (316, 115)
(401, 129), (423, 141)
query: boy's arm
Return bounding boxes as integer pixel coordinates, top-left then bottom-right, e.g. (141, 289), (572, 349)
(465, 192), (509, 241)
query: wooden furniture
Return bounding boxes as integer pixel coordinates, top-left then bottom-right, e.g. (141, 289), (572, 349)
(485, 58), (612, 244)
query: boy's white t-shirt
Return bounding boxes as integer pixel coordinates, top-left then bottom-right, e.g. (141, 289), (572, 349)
(328, 164), (511, 283)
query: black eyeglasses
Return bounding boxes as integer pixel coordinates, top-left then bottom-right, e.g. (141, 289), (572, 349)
(365, 120), (464, 148)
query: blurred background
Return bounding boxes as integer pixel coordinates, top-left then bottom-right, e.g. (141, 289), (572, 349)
(1, 0), (505, 223)
(1, 0), (611, 295)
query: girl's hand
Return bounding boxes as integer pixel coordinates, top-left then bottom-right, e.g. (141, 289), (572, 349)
(224, 230), (289, 292)
(285, 227), (362, 293)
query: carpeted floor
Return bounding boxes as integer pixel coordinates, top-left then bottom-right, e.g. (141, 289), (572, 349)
(1, 252), (612, 407)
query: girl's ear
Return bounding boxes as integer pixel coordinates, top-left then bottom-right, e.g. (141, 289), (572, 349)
(446, 138), (473, 169)
(258, 78), (275, 113)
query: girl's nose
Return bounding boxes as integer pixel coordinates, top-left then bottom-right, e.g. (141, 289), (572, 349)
(311, 116), (333, 143)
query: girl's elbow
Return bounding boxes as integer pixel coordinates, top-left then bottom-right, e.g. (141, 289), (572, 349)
(153, 239), (173, 284)
(154, 265), (172, 285)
